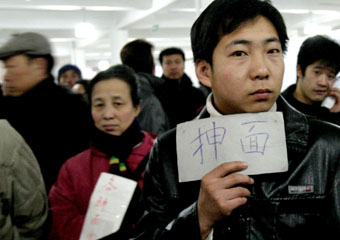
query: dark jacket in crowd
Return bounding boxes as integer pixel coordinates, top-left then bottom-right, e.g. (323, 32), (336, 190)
(0, 76), (91, 192)
(281, 84), (340, 126)
(157, 73), (206, 128)
(135, 72), (170, 135)
(132, 96), (340, 239)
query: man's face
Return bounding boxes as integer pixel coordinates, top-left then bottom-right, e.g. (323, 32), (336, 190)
(161, 54), (185, 80)
(59, 69), (80, 88)
(295, 61), (336, 104)
(197, 16), (284, 114)
(2, 54), (43, 96)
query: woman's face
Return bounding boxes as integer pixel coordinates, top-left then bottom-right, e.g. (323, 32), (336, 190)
(91, 78), (140, 136)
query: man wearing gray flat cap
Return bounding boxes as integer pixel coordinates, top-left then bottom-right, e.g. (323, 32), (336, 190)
(0, 32), (91, 193)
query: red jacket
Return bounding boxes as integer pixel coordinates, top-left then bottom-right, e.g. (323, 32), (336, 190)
(48, 131), (155, 240)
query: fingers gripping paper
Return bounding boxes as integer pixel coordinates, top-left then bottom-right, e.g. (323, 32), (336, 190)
(176, 112), (288, 182)
(80, 172), (137, 240)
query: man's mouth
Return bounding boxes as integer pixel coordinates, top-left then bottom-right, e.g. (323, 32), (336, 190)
(250, 89), (272, 100)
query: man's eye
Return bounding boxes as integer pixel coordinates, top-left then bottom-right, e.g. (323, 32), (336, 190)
(232, 51), (246, 57)
(268, 49), (281, 54)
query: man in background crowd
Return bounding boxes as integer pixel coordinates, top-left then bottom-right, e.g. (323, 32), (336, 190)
(0, 32), (91, 191)
(282, 35), (340, 125)
(120, 39), (170, 135)
(158, 47), (206, 128)
(57, 63), (82, 88)
(0, 119), (48, 239)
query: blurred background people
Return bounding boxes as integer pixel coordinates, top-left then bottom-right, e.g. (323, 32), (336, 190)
(48, 65), (156, 240)
(157, 47), (206, 128)
(120, 39), (170, 135)
(0, 119), (47, 239)
(71, 79), (90, 95)
(57, 64), (82, 88)
(281, 35), (340, 125)
(0, 32), (91, 192)
(72, 79), (90, 104)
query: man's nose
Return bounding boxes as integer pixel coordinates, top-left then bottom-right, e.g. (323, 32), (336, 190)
(249, 54), (269, 80)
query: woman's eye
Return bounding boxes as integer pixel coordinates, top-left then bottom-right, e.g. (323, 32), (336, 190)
(114, 102), (123, 107)
(94, 103), (104, 108)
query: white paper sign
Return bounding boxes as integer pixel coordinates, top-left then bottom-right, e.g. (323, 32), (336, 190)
(80, 172), (137, 240)
(176, 112), (288, 182)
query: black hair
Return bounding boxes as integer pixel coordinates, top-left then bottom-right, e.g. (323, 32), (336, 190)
(191, 0), (288, 65)
(159, 47), (185, 65)
(297, 35), (340, 77)
(120, 39), (154, 74)
(88, 64), (140, 107)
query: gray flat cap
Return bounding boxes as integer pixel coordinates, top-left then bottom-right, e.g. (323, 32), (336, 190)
(0, 32), (51, 59)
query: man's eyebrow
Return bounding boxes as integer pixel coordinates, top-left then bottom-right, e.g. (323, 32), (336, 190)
(265, 37), (280, 45)
(226, 37), (280, 48)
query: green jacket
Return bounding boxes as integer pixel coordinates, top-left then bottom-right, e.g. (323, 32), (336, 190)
(0, 120), (47, 239)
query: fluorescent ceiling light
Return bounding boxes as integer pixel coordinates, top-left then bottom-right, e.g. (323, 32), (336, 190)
(279, 9), (309, 14)
(50, 38), (75, 43)
(75, 22), (97, 39)
(35, 5), (82, 11)
(85, 6), (133, 11)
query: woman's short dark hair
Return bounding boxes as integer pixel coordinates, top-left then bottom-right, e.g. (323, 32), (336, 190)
(88, 64), (140, 107)
(297, 35), (340, 77)
(191, 0), (288, 65)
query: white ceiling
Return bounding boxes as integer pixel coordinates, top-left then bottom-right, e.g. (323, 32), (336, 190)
(0, 0), (340, 77)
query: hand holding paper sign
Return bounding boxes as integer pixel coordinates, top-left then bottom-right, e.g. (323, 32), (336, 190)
(197, 161), (254, 239)
(176, 112), (288, 182)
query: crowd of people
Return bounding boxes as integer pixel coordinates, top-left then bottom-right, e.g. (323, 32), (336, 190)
(0, 0), (340, 239)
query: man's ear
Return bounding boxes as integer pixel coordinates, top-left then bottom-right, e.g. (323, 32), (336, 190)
(296, 65), (302, 80)
(33, 57), (48, 72)
(195, 59), (212, 88)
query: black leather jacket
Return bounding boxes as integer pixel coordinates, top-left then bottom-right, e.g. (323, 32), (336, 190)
(132, 96), (340, 240)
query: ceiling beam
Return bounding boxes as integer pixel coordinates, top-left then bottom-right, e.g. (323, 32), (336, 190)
(117, 0), (179, 29)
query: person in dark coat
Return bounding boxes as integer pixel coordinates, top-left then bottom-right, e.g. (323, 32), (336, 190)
(158, 47), (206, 128)
(120, 39), (170, 135)
(132, 0), (340, 239)
(281, 35), (340, 126)
(0, 32), (91, 192)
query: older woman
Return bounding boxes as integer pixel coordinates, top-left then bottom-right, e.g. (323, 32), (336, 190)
(48, 65), (156, 240)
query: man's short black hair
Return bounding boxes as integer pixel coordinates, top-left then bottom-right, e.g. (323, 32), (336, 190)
(120, 39), (154, 74)
(159, 47), (185, 65)
(191, 0), (288, 65)
(297, 35), (340, 76)
(88, 64), (140, 107)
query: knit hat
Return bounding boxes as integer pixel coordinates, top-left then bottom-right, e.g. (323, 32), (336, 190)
(0, 32), (51, 59)
(57, 64), (82, 81)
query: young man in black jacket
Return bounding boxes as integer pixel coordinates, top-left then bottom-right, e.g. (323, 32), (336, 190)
(132, 0), (340, 239)
(281, 35), (340, 126)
